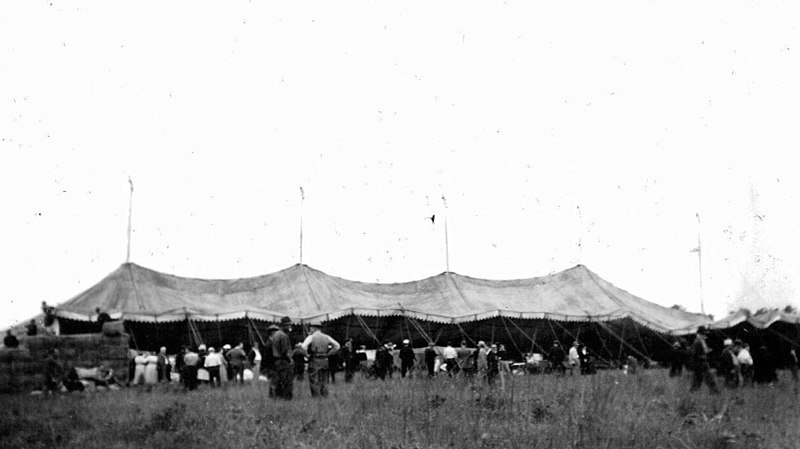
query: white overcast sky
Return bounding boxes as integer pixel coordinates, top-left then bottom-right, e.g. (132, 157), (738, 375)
(1, 1), (799, 329)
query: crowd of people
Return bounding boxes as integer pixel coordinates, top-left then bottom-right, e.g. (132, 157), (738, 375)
(118, 320), (800, 399)
(668, 325), (799, 394)
(10, 312), (799, 397)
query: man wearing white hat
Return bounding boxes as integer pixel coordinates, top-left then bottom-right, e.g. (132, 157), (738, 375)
(399, 339), (416, 378)
(301, 319), (340, 397)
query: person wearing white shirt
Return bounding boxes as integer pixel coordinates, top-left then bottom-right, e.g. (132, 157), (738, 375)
(204, 347), (223, 387)
(568, 342), (581, 375)
(442, 344), (458, 376)
(132, 352), (147, 385)
(736, 341), (754, 386)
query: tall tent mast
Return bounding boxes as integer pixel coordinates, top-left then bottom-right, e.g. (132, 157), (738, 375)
(299, 186), (305, 265)
(576, 205), (583, 263)
(442, 194), (450, 272)
(694, 212), (705, 315)
(126, 176), (134, 263)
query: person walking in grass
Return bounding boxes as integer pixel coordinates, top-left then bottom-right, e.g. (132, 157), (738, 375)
(737, 341), (754, 386)
(718, 339), (740, 389)
(399, 339), (416, 379)
(568, 341), (581, 375)
(301, 319), (340, 398)
(689, 326), (718, 394)
(424, 341), (438, 378)
(340, 338), (356, 383)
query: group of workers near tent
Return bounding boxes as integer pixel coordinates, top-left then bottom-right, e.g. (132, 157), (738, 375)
(667, 325), (799, 394)
(8, 314), (799, 396)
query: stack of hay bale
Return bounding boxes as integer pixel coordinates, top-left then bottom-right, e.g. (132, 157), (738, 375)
(0, 333), (130, 393)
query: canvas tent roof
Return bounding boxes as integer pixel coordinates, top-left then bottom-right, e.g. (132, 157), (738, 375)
(51, 263), (708, 335)
(709, 310), (800, 330)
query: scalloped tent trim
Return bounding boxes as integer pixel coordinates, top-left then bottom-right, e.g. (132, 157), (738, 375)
(46, 262), (711, 335)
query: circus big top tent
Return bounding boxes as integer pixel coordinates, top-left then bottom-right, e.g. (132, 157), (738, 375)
(32, 262), (708, 363)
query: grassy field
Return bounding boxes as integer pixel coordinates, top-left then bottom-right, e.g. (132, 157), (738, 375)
(0, 369), (798, 449)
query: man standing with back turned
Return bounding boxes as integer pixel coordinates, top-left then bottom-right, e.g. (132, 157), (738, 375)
(301, 319), (340, 398)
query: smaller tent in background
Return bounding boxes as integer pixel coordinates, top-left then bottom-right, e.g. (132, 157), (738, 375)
(708, 309), (800, 367)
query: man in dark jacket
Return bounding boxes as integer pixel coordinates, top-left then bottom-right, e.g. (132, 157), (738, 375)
(718, 339), (739, 388)
(270, 317), (295, 399)
(374, 344), (388, 380)
(226, 343), (247, 384)
(340, 339), (356, 383)
(399, 339), (416, 378)
(689, 326), (718, 393)
(424, 341), (437, 378)
(669, 340), (686, 377)
(753, 345), (777, 384)
(549, 343), (566, 376)
(487, 344), (499, 385)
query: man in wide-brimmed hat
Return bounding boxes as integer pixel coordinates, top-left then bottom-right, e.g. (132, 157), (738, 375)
(268, 316), (294, 399)
(301, 319), (340, 398)
(689, 326), (718, 393)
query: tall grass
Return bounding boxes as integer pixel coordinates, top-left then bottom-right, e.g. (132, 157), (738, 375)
(1, 370), (797, 449)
